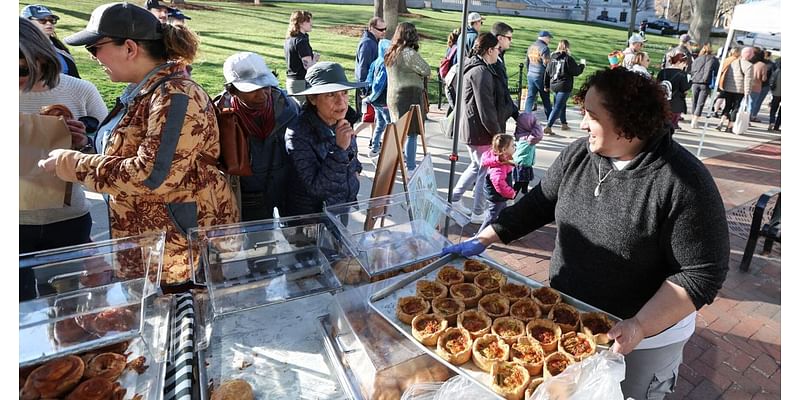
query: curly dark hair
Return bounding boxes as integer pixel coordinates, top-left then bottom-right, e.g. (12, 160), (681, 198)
(573, 68), (670, 141)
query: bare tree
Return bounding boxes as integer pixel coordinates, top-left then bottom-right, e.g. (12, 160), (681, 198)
(398, 0), (409, 14)
(374, 0), (384, 18)
(384, 0), (399, 37)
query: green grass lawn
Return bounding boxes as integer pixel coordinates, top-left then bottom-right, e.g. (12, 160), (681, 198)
(21, 0), (680, 108)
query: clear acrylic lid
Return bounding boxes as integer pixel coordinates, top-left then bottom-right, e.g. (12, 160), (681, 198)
(19, 232), (169, 367)
(188, 214), (348, 318)
(324, 191), (469, 278)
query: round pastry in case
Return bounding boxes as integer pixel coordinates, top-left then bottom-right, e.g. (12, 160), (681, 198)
(525, 318), (562, 354)
(500, 282), (531, 303)
(558, 331), (596, 362)
(396, 295), (430, 325)
(457, 309), (492, 339)
(450, 282), (482, 308)
(543, 351), (574, 379)
(510, 298), (542, 324)
(478, 293), (510, 319)
(436, 327), (473, 365)
(415, 280), (448, 301)
(435, 265), (465, 287)
(20, 355), (85, 399)
(510, 336), (545, 377)
(462, 259), (490, 282)
(547, 302), (580, 333)
(471, 333), (510, 372)
(211, 378), (254, 400)
(491, 316), (526, 344)
(580, 311), (615, 345)
(431, 297), (465, 326)
(411, 313), (448, 346)
(531, 286), (562, 314)
(473, 270), (507, 294)
(490, 360), (531, 400)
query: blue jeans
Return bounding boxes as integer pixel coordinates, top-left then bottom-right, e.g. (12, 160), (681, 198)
(547, 91), (570, 127)
(405, 133), (418, 170)
(371, 105), (391, 153)
(750, 87), (769, 120)
(524, 73), (552, 117)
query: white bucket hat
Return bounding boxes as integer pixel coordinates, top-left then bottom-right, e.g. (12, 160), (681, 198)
(223, 52), (279, 93)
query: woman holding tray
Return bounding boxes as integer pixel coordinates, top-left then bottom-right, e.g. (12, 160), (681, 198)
(442, 67), (729, 400)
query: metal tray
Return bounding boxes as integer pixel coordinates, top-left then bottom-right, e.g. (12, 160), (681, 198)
(368, 254), (621, 400)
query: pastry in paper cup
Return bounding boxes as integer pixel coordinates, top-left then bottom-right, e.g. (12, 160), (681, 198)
(479, 293), (510, 318)
(211, 378), (254, 400)
(436, 265), (465, 287)
(411, 313), (448, 346)
(500, 283), (531, 303)
(525, 318), (561, 354)
(524, 377), (545, 400)
(558, 331), (596, 362)
(457, 309), (492, 339)
(436, 327), (473, 365)
(543, 351), (574, 379)
(510, 298), (542, 323)
(472, 333), (510, 372)
(531, 287), (562, 314)
(492, 316), (526, 344)
(580, 311), (614, 345)
(450, 282), (482, 308)
(432, 297), (465, 326)
(396, 296), (430, 325)
(510, 336), (545, 377)
(462, 259), (490, 282)
(474, 270), (508, 294)
(490, 361), (531, 400)
(416, 280), (448, 301)
(547, 303), (580, 333)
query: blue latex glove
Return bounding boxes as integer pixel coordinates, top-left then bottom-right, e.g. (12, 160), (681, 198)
(441, 238), (487, 257)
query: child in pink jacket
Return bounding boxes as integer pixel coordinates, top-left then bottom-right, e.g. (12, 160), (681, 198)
(479, 134), (516, 232)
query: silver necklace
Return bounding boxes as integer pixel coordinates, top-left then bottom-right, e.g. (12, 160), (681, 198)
(594, 162), (613, 197)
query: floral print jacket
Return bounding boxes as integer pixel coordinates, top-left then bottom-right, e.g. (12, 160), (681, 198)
(54, 63), (239, 284)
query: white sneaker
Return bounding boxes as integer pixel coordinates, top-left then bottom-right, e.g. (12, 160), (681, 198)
(470, 211), (486, 225)
(450, 199), (472, 217)
(368, 149), (380, 158)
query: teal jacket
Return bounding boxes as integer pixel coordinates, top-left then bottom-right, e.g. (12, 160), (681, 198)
(513, 139), (536, 167)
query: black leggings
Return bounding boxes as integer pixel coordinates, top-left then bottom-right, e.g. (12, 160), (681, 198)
(20, 212), (92, 253)
(720, 91), (744, 121)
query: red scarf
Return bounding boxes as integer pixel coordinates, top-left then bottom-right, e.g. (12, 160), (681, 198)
(231, 91), (275, 140)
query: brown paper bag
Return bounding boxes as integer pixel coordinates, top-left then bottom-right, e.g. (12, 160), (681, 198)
(19, 112), (72, 210)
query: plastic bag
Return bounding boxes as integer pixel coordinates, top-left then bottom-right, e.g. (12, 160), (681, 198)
(732, 96), (750, 135)
(530, 350), (626, 400)
(401, 375), (495, 400)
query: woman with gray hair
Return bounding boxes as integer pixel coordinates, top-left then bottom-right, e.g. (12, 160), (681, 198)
(19, 17), (107, 253)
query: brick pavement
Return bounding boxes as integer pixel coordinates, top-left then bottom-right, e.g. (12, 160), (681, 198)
(481, 138), (781, 399)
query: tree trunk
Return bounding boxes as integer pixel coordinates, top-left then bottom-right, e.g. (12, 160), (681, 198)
(374, 0), (384, 18)
(627, 0), (638, 39)
(583, 0), (590, 22)
(384, 0), (399, 37)
(690, 0), (716, 46)
(398, 0), (409, 15)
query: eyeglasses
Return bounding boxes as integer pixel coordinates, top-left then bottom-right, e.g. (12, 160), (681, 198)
(375, 27), (387, 32)
(86, 39), (116, 57)
(33, 17), (58, 25)
(20, 66), (30, 77)
(499, 34), (513, 41)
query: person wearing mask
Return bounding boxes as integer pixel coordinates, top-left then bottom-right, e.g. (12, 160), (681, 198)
(21, 4), (80, 78)
(748, 48), (768, 122)
(444, 67), (729, 400)
(454, 12), (484, 66)
(622, 33), (645, 70)
(630, 51), (652, 78)
(216, 52), (300, 221)
(716, 46), (753, 133)
(144, 0), (172, 24)
(284, 10), (319, 104)
(450, 33), (517, 224)
(384, 22), (430, 172)
(689, 44), (720, 129)
(20, 17), (107, 253)
(657, 53), (691, 130)
(353, 17), (387, 140)
(523, 31), (553, 116)
(38, 2), (239, 285)
(365, 39), (392, 158)
(543, 39), (585, 134)
(661, 33), (694, 71)
(284, 62), (365, 216)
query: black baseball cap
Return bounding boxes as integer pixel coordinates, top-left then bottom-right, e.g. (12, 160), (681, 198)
(20, 5), (59, 21)
(145, 0), (171, 10)
(65, 3), (163, 47)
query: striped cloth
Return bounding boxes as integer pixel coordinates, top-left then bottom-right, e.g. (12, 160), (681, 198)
(164, 293), (194, 400)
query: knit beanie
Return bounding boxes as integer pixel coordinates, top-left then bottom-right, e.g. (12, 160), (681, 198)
(514, 112), (544, 144)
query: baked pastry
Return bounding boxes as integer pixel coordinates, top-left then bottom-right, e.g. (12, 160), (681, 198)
(491, 316), (526, 344)
(210, 379), (254, 400)
(457, 309), (492, 339)
(472, 334), (510, 372)
(54, 318), (95, 346)
(84, 353), (127, 381)
(548, 303), (580, 333)
(478, 293), (510, 318)
(500, 283), (531, 303)
(436, 327), (473, 365)
(78, 308), (137, 336)
(416, 280), (448, 301)
(431, 297), (465, 325)
(509, 298), (542, 323)
(474, 270), (506, 294)
(525, 319), (561, 354)
(531, 287), (562, 314)
(462, 259), (489, 282)
(558, 331), (596, 362)
(524, 377), (545, 400)
(510, 336), (545, 377)
(543, 351), (574, 379)
(20, 355), (85, 399)
(65, 377), (114, 400)
(490, 361), (531, 400)
(449, 283), (482, 309)
(40, 104), (74, 119)
(411, 314), (448, 346)
(127, 356), (148, 374)
(396, 296), (430, 325)
(580, 312), (614, 345)
(436, 265), (465, 287)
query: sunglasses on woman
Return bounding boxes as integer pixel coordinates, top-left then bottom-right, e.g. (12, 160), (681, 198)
(86, 39), (116, 57)
(34, 17), (58, 25)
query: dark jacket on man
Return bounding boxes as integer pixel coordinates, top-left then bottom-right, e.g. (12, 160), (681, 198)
(355, 30), (378, 83)
(543, 51), (585, 93)
(455, 26), (479, 66)
(458, 55), (517, 146)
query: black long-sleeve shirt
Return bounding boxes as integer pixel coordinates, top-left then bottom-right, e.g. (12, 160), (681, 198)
(492, 132), (729, 319)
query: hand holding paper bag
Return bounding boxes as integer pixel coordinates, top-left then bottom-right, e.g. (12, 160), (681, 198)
(19, 112), (72, 210)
